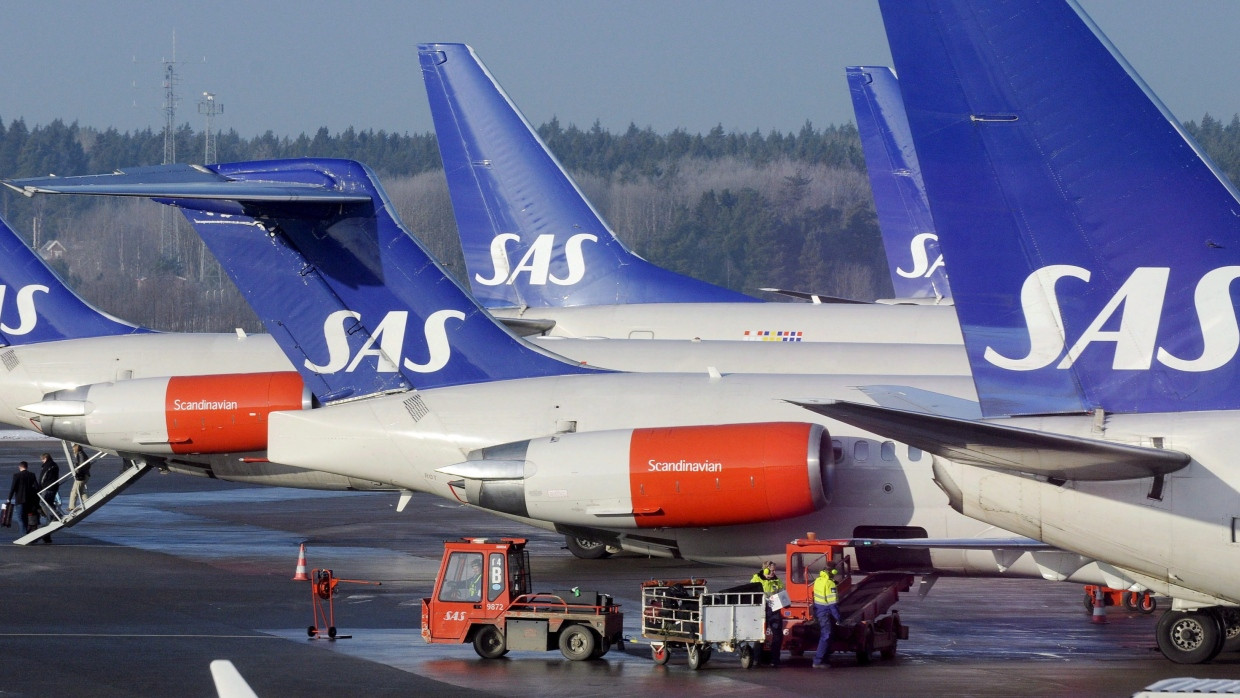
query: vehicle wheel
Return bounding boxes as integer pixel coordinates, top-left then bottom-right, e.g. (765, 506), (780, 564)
(307, 626), (318, 638)
(1156, 610), (1224, 664)
(1139, 593), (1157, 614)
(855, 626), (874, 665)
(565, 535), (611, 560)
(327, 626), (337, 639)
(591, 636), (611, 659)
(699, 646), (712, 667)
(880, 639), (897, 660)
(1123, 592), (1139, 611)
(651, 644), (670, 665)
(739, 642), (756, 669)
(1083, 592), (1095, 613)
(473, 624), (508, 659)
(559, 625), (597, 661)
(686, 643), (704, 670)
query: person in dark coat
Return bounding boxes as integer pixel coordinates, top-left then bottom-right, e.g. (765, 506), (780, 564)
(8, 461), (40, 534)
(37, 453), (59, 543)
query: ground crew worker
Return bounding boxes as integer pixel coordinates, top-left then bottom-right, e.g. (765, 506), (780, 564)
(751, 561), (785, 667)
(466, 558), (484, 600)
(812, 566), (842, 668)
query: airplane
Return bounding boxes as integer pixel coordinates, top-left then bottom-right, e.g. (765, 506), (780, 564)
(846, 65), (950, 303)
(809, 0), (1240, 664)
(419, 42), (963, 343)
(13, 157), (1156, 596)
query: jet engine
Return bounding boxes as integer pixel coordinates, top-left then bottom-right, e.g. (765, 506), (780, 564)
(18, 372), (309, 455)
(439, 422), (833, 528)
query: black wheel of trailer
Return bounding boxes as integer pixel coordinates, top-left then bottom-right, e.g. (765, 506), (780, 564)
(651, 644), (671, 665)
(565, 535), (612, 559)
(1123, 592), (1139, 611)
(1139, 593), (1158, 614)
(855, 626), (874, 665)
(739, 642), (756, 669)
(307, 626), (317, 638)
(473, 625), (508, 659)
(559, 624), (597, 661)
(1156, 609), (1224, 664)
(591, 636), (611, 659)
(328, 626), (337, 639)
(880, 640), (897, 660)
(686, 643), (705, 670)
(1083, 592), (1095, 613)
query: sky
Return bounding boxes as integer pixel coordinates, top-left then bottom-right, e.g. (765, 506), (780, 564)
(3, 1), (1240, 142)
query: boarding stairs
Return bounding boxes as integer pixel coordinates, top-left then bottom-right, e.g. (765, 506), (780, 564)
(15, 445), (152, 545)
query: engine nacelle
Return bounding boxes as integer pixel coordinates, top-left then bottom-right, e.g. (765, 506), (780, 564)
(18, 372), (309, 455)
(442, 422), (832, 528)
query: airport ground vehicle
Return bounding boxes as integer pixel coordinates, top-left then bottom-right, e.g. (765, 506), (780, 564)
(420, 537), (624, 660)
(1083, 585), (1157, 614)
(641, 579), (768, 669)
(779, 538), (912, 664)
(643, 538), (911, 668)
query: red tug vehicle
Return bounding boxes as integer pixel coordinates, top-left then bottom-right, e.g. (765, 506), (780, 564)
(421, 537), (625, 660)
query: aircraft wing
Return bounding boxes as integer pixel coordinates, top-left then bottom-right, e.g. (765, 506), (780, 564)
(792, 400), (1190, 481)
(852, 537), (1052, 550)
(5, 164), (370, 203)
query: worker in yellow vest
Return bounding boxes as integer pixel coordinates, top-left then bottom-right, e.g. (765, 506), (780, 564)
(751, 561), (785, 667)
(811, 567), (842, 668)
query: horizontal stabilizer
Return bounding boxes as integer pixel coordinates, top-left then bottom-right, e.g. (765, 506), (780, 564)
(496, 316), (556, 337)
(793, 400), (1190, 481)
(6, 164), (369, 203)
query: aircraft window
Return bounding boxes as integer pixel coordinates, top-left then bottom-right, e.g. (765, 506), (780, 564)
(853, 440), (869, 462)
(881, 441), (896, 461)
(831, 439), (844, 463)
(439, 552), (485, 603)
(488, 553), (506, 602)
(908, 446), (922, 462)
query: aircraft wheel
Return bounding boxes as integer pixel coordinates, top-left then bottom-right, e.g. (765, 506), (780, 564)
(473, 624), (508, 659)
(1216, 608), (1240, 654)
(565, 535), (611, 559)
(559, 624), (597, 661)
(651, 644), (671, 665)
(1156, 609), (1224, 664)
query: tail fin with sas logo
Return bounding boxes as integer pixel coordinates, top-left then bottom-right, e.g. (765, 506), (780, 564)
(0, 211), (148, 345)
(881, 0), (1240, 416)
(846, 65), (949, 302)
(7, 160), (596, 402)
(418, 43), (758, 308)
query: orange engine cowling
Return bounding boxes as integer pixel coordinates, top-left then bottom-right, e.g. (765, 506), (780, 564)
(21, 372), (309, 455)
(450, 422), (832, 529)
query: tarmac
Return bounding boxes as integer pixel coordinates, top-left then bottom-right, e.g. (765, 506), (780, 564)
(0, 435), (1236, 697)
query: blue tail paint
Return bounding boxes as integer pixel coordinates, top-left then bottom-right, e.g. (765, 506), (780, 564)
(418, 43), (758, 307)
(880, 0), (1240, 416)
(11, 160), (600, 400)
(0, 213), (148, 345)
(846, 66), (949, 301)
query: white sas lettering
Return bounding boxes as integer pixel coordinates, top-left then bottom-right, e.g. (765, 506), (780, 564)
(0, 284), (49, 335)
(896, 232), (945, 279)
(474, 233), (598, 287)
(307, 309), (465, 375)
(986, 265), (1240, 373)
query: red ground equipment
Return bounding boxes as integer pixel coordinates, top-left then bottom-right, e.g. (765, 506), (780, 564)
(421, 537), (624, 660)
(308, 568), (381, 640)
(779, 538), (912, 664)
(1083, 585), (1157, 614)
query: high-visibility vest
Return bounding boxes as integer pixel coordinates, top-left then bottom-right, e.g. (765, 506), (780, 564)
(813, 572), (838, 605)
(751, 571), (784, 595)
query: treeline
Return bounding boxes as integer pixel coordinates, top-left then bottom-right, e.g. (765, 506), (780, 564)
(0, 113), (1236, 332)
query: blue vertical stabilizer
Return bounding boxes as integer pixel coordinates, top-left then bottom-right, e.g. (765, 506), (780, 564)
(419, 43), (758, 307)
(880, 0), (1240, 416)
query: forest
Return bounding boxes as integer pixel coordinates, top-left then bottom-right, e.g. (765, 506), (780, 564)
(0, 112), (1237, 332)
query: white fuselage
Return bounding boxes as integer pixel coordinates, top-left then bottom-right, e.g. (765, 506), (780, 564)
(932, 411), (1240, 606)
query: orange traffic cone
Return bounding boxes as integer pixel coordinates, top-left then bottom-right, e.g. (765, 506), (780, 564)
(1090, 586), (1108, 624)
(293, 543), (310, 581)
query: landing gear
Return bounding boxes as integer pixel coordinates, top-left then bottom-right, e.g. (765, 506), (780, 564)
(565, 535), (612, 559)
(1156, 609), (1224, 664)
